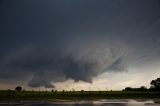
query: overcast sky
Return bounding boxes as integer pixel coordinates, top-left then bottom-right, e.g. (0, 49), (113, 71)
(0, 0), (160, 90)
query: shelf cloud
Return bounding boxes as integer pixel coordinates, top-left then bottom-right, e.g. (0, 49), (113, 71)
(0, 0), (160, 88)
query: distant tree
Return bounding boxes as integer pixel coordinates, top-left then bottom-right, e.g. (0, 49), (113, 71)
(124, 87), (133, 91)
(150, 77), (160, 91)
(15, 86), (22, 91)
(139, 86), (147, 90)
(124, 86), (147, 91)
(81, 89), (84, 92)
(51, 89), (54, 92)
(55, 90), (57, 93)
(7, 89), (11, 96)
(136, 86), (147, 91)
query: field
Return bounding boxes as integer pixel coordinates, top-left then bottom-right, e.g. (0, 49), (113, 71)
(0, 90), (160, 101)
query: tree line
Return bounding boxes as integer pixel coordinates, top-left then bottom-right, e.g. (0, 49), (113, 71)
(124, 77), (160, 92)
(14, 77), (160, 92)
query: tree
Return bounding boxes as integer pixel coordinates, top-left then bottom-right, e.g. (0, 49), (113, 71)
(81, 89), (84, 92)
(15, 86), (22, 91)
(124, 86), (148, 91)
(51, 89), (54, 92)
(124, 87), (133, 91)
(7, 89), (11, 96)
(139, 86), (147, 91)
(150, 77), (160, 91)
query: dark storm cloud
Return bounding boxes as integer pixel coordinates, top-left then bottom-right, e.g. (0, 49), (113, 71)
(0, 0), (160, 88)
(0, 43), (128, 88)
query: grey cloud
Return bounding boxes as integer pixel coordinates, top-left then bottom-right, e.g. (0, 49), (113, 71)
(0, 42), (128, 88)
(28, 73), (55, 88)
(0, 0), (160, 88)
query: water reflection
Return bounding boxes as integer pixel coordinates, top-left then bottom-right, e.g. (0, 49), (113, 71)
(0, 99), (159, 106)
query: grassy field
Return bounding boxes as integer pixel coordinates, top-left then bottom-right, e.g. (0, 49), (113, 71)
(0, 90), (160, 101)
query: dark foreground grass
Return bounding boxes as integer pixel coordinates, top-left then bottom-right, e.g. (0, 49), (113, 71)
(0, 90), (160, 101)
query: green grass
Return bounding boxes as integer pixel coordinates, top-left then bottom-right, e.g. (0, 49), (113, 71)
(0, 90), (160, 101)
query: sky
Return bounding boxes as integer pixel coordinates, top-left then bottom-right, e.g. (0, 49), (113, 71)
(0, 0), (160, 91)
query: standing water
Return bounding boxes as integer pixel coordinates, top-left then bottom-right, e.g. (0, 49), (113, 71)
(0, 99), (160, 106)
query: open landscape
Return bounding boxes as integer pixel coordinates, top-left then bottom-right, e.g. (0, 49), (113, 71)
(0, 90), (160, 106)
(1, 77), (160, 101)
(1, 0), (160, 105)
(0, 90), (160, 101)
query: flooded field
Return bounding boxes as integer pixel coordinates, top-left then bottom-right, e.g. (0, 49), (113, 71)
(0, 99), (160, 106)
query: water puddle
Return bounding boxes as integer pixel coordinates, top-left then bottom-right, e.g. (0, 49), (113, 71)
(0, 99), (160, 106)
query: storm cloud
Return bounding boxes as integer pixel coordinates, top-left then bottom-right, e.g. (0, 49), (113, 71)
(0, 0), (160, 88)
